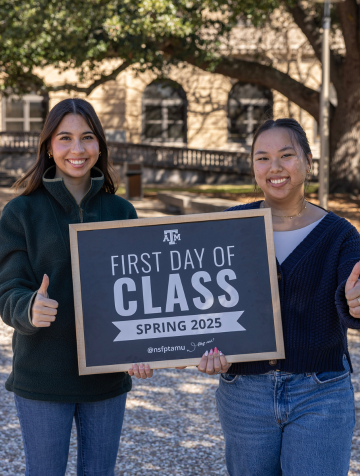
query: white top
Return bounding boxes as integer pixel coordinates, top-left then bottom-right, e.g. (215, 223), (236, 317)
(274, 216), (325, 264)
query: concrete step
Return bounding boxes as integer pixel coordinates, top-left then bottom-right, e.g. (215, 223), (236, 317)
(190, 196), (240, 213)
(157, 192), (242, 214)
(157, 192), (195, 214)
(0, 171), (16, 187)
(130, 199), (172, 218)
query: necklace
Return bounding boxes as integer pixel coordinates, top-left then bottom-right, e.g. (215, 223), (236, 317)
(261, 200), (307, 219)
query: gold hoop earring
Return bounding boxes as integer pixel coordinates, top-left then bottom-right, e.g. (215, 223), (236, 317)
(99, 151), (101, 157)
(48, 152), (53, 159)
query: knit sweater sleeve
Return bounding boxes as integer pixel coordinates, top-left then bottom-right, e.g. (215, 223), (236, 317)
(335, 226), (360, 329)
(0, 204), (40, 335)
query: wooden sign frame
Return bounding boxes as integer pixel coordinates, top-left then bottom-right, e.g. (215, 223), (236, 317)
(70, 209), (284, 375)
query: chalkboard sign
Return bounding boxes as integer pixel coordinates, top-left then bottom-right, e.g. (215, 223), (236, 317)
(70, 209), (284, 375)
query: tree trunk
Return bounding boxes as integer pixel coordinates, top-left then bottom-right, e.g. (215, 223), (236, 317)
(330, 72), (360, 194)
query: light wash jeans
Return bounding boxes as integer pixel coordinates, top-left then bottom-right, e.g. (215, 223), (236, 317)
(14, 393), (127, 476)
(216, 356), (355, 476)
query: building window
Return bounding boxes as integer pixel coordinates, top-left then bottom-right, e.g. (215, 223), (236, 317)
(2, 95), (48, 132)
(142, 80), (187, 143)
(227, 83), (272, 144)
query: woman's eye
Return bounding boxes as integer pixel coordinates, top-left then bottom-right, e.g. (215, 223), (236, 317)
(83, 135), (94, 140)
(257, 157), (268, 161)
(59, 136), (71, 141)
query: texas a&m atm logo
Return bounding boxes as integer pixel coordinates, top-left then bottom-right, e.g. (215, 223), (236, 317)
(163, 229), (181, 245)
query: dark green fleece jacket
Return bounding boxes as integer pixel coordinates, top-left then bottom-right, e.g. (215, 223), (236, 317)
(0, 167), (137, 402)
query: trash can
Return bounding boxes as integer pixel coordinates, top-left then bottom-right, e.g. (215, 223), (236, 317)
(125, 163), (143, 200)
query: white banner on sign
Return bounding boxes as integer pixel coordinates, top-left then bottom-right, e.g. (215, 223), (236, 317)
(112, 311), (245, 342)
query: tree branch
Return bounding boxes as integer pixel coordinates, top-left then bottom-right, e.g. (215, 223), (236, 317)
(46, 61), (130, 95)
(286, 3), (342, 90)
(163, 45), (320, 120)
(286, 4), (322, 62)
(336, 0), (360, 63)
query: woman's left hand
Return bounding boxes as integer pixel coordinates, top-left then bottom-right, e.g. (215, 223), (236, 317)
(345, 261), (360, 318)
(197, 347), (231, 375)
(128, 364), (153, 379)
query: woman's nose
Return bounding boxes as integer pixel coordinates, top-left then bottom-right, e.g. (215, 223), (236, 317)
(269, 159), (282, 172)
(71, 140), (85, 154)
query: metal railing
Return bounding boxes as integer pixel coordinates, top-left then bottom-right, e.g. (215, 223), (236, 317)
(0, 131), (319, 179)
(0, 131), (40, 153)
(109, 141), (252, 175)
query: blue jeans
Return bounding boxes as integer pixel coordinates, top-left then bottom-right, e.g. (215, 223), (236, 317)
(216, 356), (355, 476)
(14, 393), (127, 476)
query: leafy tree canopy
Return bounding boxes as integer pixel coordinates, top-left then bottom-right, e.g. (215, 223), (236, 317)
(1, 0), (304, 93)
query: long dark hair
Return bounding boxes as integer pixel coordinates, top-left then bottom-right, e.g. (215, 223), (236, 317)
(14, 98), (119, 195)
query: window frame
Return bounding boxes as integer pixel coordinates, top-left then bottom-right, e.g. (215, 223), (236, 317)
(141, 84), (187, 145)
(2, 94), (46, 132)
(227, 85), (273, 145)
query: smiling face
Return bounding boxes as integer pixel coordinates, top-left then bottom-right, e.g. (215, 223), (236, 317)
(253, 127), (311, 204)
(49, 114), (100, 182)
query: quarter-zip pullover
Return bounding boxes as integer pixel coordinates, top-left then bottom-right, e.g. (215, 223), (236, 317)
(0, 167), (137, 402)
(226, 201), (360, 375)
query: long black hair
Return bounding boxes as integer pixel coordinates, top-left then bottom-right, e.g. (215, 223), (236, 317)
(15, 98), (119, 195)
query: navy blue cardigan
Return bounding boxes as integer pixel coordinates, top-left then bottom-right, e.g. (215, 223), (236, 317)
(226, 201), (360, 375)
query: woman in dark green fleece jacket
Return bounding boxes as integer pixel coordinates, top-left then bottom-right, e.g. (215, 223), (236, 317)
(0, 98), (138, 476)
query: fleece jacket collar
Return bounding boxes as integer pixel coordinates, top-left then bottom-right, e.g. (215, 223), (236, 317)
(42, 166), (104, 213)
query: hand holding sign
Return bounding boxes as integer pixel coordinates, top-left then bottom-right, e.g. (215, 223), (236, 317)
(345, 261), (360, 319)
(31, 274), (59, 327)
(197, 347), (231, 375)
(128, 363), (153, 379)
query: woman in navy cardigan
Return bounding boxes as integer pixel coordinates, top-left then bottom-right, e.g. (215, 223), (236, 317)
(197, 119), (360, 476)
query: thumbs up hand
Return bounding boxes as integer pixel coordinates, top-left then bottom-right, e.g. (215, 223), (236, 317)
(31, 274), (59, 327)
(345, 261), (360, 319)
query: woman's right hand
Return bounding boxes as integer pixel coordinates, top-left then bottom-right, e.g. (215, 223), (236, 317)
(31, 274), (59, 327)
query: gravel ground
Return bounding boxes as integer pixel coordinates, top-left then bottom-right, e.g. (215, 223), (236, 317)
(0, 320), (359, 475)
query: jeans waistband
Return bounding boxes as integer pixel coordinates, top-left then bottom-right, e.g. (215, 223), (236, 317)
(262, 354), (348, 376)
